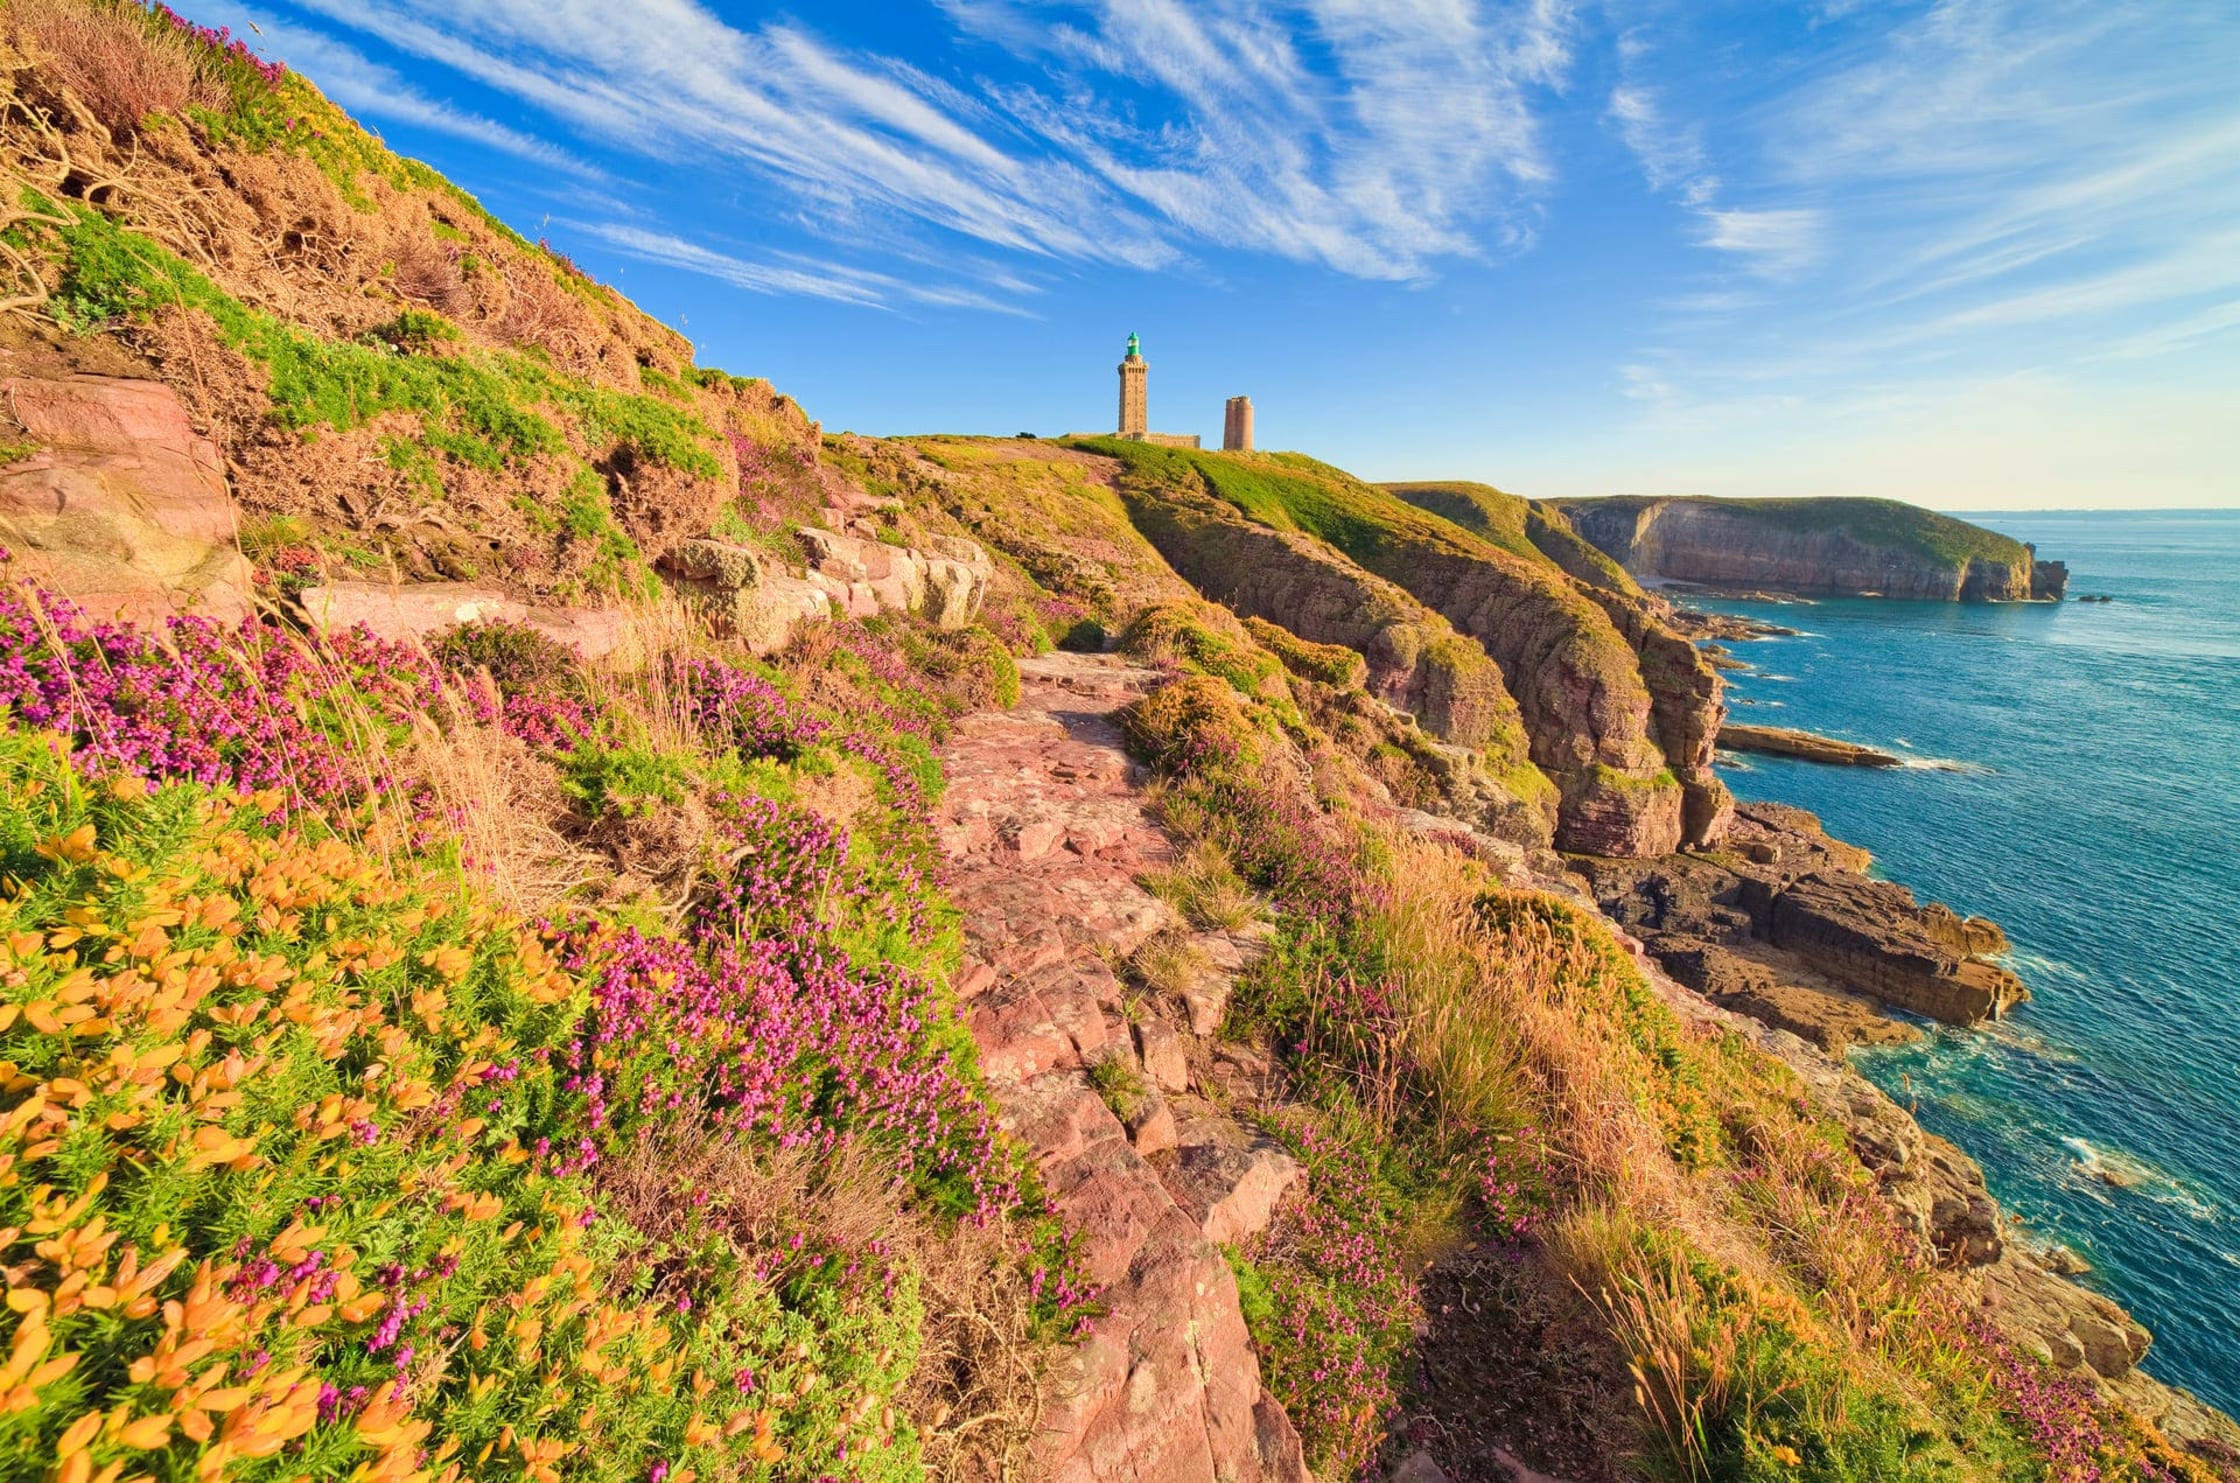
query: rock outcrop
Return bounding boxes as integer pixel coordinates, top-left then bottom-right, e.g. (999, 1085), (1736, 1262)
(1120, 483), (1556, 845)
(0, 374), (251, 624)
(658, 527), (992, 655)
(938, 652), (1309, 1483)
(1755, 872), (2026, 1024)
(1558, 495), (2063, 601)
(1572, 802), (2025, 1032)
(1721, 724), (1903, 767)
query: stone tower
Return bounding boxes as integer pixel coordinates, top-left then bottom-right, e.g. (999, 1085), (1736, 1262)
(1222, 395), (1254, 452)
(1117, 331), (1147, 438)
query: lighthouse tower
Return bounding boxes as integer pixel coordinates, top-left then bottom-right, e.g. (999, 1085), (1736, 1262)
(1117, 331), (1148, 439)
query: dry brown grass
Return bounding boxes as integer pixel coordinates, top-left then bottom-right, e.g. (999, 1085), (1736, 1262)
(1130, 928), (1211, 1000)
(1378, 836), (1680, 1216)
(400, 707), (603, 916)
(3, 0), (224, 135)
(385, 230), (467, 314)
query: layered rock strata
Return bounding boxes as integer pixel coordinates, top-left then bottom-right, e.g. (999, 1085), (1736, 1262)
(937, 652), (1309, 1483)
(1559, 495), (2065, 601)
(1572, 802), (2026, 1035)
(1720, 724), (1902, 767)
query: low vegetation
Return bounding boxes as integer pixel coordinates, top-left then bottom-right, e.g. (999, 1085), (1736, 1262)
(0, 573), (1075, 1482)
(1103, 577), (2206, 1482)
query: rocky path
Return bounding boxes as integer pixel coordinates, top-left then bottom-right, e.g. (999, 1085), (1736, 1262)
(937, 652), (1309, 1483)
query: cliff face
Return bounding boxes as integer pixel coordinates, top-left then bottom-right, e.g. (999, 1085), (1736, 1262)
(1121, 482), (1559, 845)
(1085, 443), (1731, 856)
(1560, 496), (2065, 601)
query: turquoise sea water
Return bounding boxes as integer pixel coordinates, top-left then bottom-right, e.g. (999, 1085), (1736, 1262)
(1700, 509), (2240, 1415)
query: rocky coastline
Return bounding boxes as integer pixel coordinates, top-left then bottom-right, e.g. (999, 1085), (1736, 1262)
(1556, 795), (2240, 1467)
(1557, 495), (2071, 602)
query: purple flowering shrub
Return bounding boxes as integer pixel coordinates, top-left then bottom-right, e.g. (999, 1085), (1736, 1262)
(1966, 1317), (2190, 1483)
(1234, 1111), (1427, 1481)
(0, 581), (440, 810)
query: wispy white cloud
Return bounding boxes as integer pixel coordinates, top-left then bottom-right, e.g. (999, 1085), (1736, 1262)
(959, 0), (1575, 277)
(1695, 208), (1826, 277)
(1607, 0), (2240, 420)
(576, 223), (1035, 317)
(274, 0), (1575, 286)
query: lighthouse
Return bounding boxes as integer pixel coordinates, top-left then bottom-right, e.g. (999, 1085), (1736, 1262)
(1117, 331), (1148, 438)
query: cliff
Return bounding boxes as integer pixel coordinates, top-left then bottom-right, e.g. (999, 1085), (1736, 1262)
(1558, 494), (2069, 600)
(1074, 441), (1732, 856)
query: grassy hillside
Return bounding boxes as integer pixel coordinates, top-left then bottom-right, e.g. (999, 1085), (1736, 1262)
(1382, 480), (1643, 595)
(1, 0), (823, 598)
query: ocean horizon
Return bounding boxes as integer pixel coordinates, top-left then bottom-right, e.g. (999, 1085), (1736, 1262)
(1704, 506), (2240, 1414)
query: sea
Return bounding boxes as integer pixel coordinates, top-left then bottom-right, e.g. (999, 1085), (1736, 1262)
(1698, 509), (2240, 1416)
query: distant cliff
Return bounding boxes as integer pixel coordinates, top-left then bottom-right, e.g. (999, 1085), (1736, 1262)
(1557, 495), (2068, 601)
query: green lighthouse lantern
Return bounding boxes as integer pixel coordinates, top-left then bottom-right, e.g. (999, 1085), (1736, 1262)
(1126, 331), (1140, 359)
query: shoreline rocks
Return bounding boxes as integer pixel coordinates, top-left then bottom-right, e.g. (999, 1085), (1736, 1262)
(1720, 723), (1903, 767)
(1570, 802), (2026, 1032)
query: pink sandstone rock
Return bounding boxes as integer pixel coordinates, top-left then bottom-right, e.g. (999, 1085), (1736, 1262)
(298, 582), (635, 662)
(0, 375), (251, 625)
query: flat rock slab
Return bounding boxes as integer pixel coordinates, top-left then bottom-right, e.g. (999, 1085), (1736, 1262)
(0, 374), (251, 625)
(300, 581), (635, 661)
(938, 651), (1307, 1483)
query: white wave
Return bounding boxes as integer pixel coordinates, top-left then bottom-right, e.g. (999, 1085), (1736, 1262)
(1897, 756), (1995, 775)
(2060, 1138), (2220, 1220)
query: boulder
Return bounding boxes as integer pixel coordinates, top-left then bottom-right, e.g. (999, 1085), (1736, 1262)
(0, 374), (251, 625)
(1134, 1019), (1191, 1094)
(659, 538), (836, 654)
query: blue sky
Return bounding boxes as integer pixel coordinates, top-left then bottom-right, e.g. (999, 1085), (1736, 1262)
(193, 0), (2237, 509)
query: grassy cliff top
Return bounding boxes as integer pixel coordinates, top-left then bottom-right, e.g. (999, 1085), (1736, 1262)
(1564, 494), (2034, 569)
(1382, 481), (1643, 595)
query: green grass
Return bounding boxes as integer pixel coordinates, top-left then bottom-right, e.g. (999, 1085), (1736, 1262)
(1383, 481), (1643, 595)
(1086, 1053), (1148, 1122)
